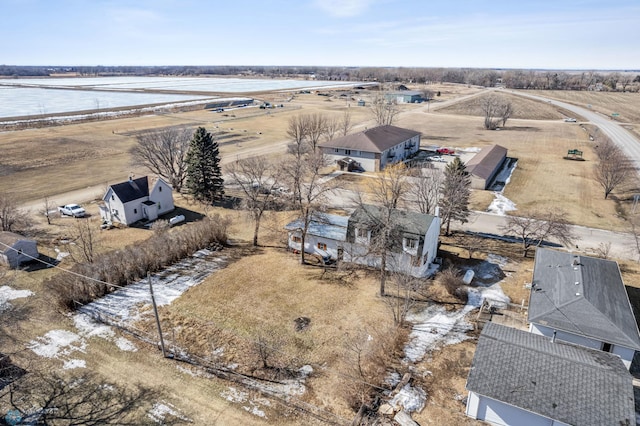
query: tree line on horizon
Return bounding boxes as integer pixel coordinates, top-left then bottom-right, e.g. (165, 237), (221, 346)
(1, 65), (639, 91)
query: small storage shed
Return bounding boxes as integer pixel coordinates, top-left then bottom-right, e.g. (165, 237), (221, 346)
(465, 144), (507, 189)
(0, 232), (39, 269)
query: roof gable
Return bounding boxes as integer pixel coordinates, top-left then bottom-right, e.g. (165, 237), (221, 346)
(467, 323), (635, 425)
(107, 177), (150, 203)
(349, 204), (436, 236)
(319, 125), (420, 153)
(528, 248), (640, 349)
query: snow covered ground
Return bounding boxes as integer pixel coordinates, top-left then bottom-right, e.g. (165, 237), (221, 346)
(0, 285), (33, 311)
(487, 160), (518, 215)
(390, 254), (512, 414)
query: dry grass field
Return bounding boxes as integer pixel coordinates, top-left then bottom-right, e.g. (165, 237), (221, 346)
(3, 82), (640, 424)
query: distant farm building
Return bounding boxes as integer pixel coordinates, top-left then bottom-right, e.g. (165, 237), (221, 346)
(465, 144), (508, 190)
(0, 232), (39, 269)
(319, 125), (421, 172)
(383, 91), (425, 104)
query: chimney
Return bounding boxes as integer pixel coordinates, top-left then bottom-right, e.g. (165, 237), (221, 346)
(551, 330), (557, 343)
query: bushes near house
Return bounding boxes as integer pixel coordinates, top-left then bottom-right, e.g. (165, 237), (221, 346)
(47, 215), (231, 310)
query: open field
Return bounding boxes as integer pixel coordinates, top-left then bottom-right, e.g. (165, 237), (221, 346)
(3, 83), (640, 424)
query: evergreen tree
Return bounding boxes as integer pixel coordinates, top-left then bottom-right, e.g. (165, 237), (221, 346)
(185, 127), (224, 203)
(439, 157), (471, 235)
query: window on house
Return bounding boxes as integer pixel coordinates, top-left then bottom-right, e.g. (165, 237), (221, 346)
(158, 203), (161, 209)
(602, 342), (613, 352)
(159, 186), (162, 192)
(356, 228), (369, 240)
(134, 208), (137, 214)
(292, 236), (302, 243)
(345, 149), (351, 155)
(111, 195), (115, 201)
(404, 238), (418, 250)
(334, 148), (339, 153)
(317, 242), (327, 251)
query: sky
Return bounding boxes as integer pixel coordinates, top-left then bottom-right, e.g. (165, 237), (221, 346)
(2, 0), (639, 70)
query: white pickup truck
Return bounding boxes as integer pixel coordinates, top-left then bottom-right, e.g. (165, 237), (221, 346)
(58, 204), (86, 218)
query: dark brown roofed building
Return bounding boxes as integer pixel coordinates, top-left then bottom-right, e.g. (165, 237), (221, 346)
(465, 144), (507, 189)
(318, 125), (421, 172)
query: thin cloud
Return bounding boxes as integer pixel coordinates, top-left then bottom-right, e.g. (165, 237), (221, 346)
(313, 0), (374, 17)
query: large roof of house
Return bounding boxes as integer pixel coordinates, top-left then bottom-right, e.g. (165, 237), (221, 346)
(284, 213), (349, 242)
(528, 248), (640, 350)
(466, 322), (635, 426)
(318, 125), (420, 153)
(108, 176), (150, 203)
(465, 144), (507, 180)
(349, 204), (437, 237)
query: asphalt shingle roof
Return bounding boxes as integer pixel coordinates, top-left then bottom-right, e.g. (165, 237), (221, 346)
(466, 322), (635, 426)
(465, 144), (507, 180)
(318, 125), (420, 153)
(528, 248), (640, 350)
(109, 177), (150, 203)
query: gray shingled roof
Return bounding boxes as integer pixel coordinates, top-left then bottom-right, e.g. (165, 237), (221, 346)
(465, 144), (507, 180)
(109, 177), (150, 203)
(318, 125), (420, 153)
(466, 322), (635, 426)
(528, 248), (640, 350)
(348, 204), (436, 237)
(284, 213), (349, 241)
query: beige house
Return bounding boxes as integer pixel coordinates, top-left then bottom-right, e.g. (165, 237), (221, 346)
(319, 125), (421, 172)
(465, 144), (507, 189)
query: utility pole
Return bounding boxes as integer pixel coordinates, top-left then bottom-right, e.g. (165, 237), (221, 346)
(148, 272), (166, 358)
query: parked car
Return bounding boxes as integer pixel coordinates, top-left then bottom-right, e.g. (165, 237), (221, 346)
(58, 204), (86, 218)
(436, 148), (455, 155)
(564, 118), (577, 122)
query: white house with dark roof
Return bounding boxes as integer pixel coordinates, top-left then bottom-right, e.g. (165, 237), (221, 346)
(465, 144), (508, 189)
(528, 248), (640, 369)
(318, 125), (421, 172)
(99, 176), (175, 226)
(285, 205), (440, 277)
(465, 322), (635, 426)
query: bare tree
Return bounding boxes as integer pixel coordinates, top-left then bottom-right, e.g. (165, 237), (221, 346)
(323, 115), (340, 142)
(480, 95), (512, 130)
(370, 92), (399, 126)
(385, 267), (421, 326)
(131, 127), (191, 192)
(282, 149), (334, 264)
(593, 137), (634, 199)
(43, 196), (55, 225)
(70, 219), (100, 264)
(408, 168), (443, 215)
(339, 109), (353, 136)
(4, 370), (161, 425)
(227, 156), (282, 246)
(0, 193), (27, 232)
(499, 101), (513, 127)
(286, 115), (309, 151)
(500, 209), (576, 257)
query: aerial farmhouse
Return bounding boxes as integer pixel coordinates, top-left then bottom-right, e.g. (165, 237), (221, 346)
(285, 205), (440, 277)
(99, 176), (175, 226)
(319, 125), (421, 172)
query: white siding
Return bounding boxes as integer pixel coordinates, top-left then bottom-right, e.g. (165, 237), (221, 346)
(466, 392), (569, 426)
(288, 231), (341, 260)
(121, 200), (144, 225)
(149, 179), (175, 215)
(529, 323), (635, 369)
(102, 188), (127, 224)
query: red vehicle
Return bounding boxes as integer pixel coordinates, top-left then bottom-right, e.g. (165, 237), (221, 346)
(436, 148), (455, 155)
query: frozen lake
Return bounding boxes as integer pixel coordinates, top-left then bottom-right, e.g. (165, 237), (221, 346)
(0, 77), (363, 118)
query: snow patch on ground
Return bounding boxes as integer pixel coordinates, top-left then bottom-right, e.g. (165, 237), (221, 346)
(115, 337), (137, 352)
(389, 384), (426, 413)
(28, 329), (85, 358)
(0, 285), (33, 310)
(487, 193), (517, 215)
(221, 387), (268, 418)
(63, 359), (86, 370)
(148, 401), (191, 424)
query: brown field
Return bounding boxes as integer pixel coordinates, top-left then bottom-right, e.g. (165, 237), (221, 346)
(3, 83), (640, 424)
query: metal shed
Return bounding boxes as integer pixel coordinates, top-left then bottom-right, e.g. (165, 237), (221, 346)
(0, 232), (39, 269)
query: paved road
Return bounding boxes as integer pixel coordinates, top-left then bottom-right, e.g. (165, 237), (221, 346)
(509, 90), (640, 169)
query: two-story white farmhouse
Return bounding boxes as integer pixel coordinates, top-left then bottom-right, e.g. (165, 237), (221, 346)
(285, 205), (440, 277)
(99, 176), (175, 226)
(318, 125), (421, 172)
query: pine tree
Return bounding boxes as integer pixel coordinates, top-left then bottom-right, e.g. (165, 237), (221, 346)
(185, 127), (224, 203)
(440, 157), (471, 235)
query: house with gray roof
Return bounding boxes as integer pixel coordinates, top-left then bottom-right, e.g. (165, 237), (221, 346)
(318, 125), (421, 172)
(0, 232), (38, 269)
(465, 322), (635, 426)
(528, 248), (640, 369)
(285, 205), (440, 277)
(465, 144), (507, 189)
(99, 176), (175, 226)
